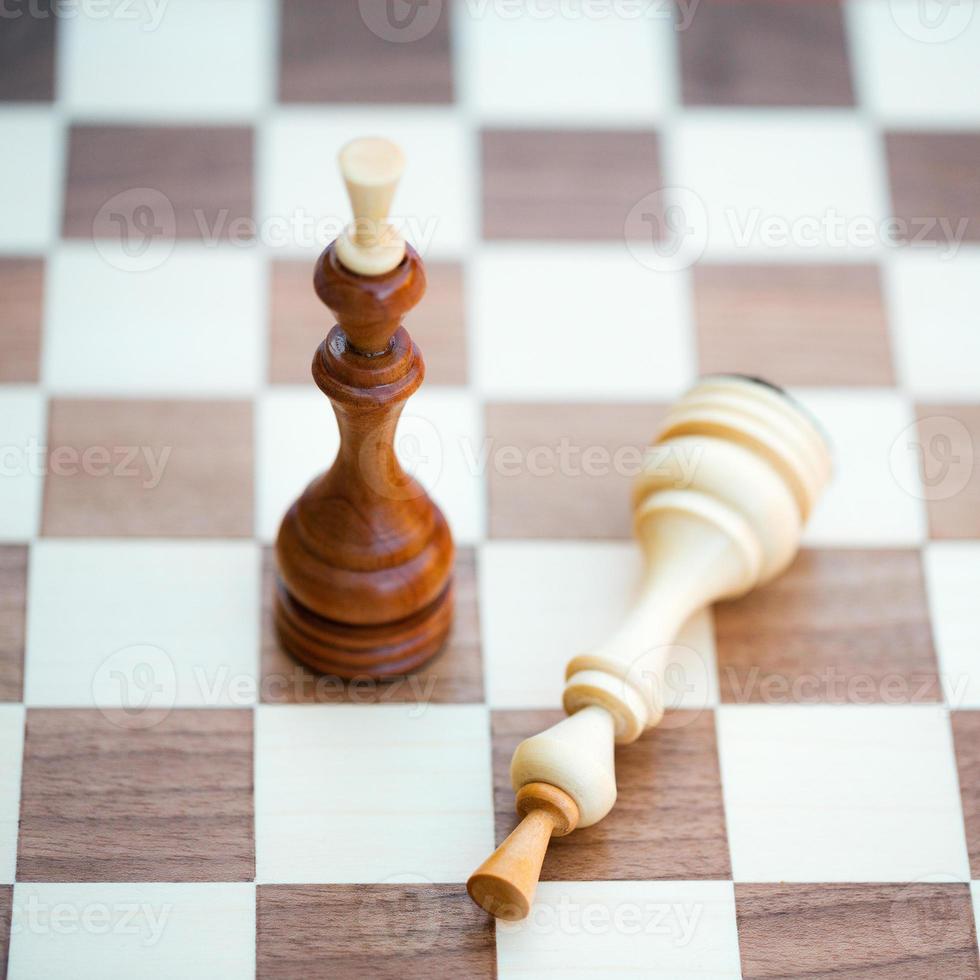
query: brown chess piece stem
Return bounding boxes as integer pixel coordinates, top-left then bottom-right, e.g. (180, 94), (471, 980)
(274, 138), (454, 679)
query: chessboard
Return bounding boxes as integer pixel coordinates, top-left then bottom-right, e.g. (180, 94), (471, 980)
(1, 0), (979, 977)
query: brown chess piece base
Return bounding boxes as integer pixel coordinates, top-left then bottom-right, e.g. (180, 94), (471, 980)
(274, 241), (454, 680)
(273, 579), (454, 678)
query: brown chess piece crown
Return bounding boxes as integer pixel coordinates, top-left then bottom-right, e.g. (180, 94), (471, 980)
(274, 137), (454, 679)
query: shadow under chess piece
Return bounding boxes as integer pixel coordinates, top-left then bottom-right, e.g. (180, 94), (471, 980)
(274, 137), (454, 679)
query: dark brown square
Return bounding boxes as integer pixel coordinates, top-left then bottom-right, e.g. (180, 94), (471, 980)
(269, 260), (467, 385)
(492, 709), (730, 880)
(952, 711), (980, 879)
(266, 259), (326, 384)
(63, 125), (253, 241)
(735, 883), (980, 979)
(257, 884), (495, 980)
(260, 546), (484, 703)
(482, 129), (661, 240)
(0, 259), (43, 383)
(0, 547), (27, 702)
(17, 708), (254, 882)
(279, 0), (453, 104)
(0, 884), (9, 980)
(694, 264), (894, 386)
(0, 1), (56, 101)
(680, 0), (853, 107)
(486, 402), (666, 539)
(886, 133), (980, 243)
(42, 399), (254, 538)
(715, 550), (940, 704)
(915, 405), (980, 539)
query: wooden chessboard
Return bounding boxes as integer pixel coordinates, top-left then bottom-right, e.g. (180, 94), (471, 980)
(1, 0), (980, 977)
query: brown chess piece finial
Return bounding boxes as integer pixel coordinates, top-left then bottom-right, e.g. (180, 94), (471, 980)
(274, 137), (455, 679)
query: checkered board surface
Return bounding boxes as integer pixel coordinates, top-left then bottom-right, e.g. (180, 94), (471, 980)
(1, 0), (980, 977)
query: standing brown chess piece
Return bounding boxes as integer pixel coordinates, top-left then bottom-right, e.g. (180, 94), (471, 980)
(274, 138), (454, 679)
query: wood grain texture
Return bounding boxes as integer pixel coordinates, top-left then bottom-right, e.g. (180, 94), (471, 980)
(410, 261), (469, 385)
(269, 259), (467, 385)
(257, 884), (495, 980)
(952, 711), (980, 879)
(715, 549), (940, 704)
(492, 710), (730, 880)
(485, 402), (666, 539)
(482, 129), (661, 240)
(267, 259), (321, 383)
(63, 125), (253, 240)
(886, 133), (980, 243)
(279, 0), (453, 104)
(735, 883), (980, 979)
(0, 0), (56, 101)
(0, 259), (43, 382)
(18, 709), (254, 882)
(680, 0), (853, 106)
(469, 782), (580, 921)
(274, 243), (454, 678)
(0, 884), (9, 980)
(916, 405), (980, 539)
(694, 264), (894, 386)
(0, 547), (27, 703)
(42, 398), (254, 538)
(262, 546), (483, 702)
